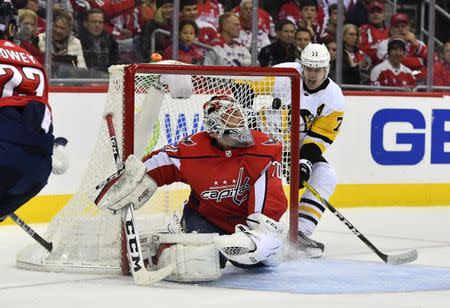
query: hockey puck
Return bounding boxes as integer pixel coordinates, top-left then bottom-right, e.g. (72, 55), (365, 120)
(272, 98), (282, 109)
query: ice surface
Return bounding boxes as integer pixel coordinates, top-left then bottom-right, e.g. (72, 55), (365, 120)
(2, 206), (450, 308)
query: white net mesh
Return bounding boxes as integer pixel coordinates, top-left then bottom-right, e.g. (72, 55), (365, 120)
(16, 62), (299, 274)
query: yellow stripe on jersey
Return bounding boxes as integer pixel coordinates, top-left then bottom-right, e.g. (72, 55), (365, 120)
(305, 110), (344, 152)
(299, 205), (323, 220)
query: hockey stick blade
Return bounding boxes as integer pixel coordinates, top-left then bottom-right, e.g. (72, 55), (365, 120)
(385, 249), (418, 265)
(123, 205), (175, 285)
(133, 262), (176, 286)
(9, 213), (53, 252)
(303, 182), (418, 265)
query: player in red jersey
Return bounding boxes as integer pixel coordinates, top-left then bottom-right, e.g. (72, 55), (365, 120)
(95, 95), (288, 278)
(0, 0), (67, 222)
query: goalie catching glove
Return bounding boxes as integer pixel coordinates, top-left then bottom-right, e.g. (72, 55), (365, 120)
(93, 155), (157, 213)
(215, 213), (283, 267)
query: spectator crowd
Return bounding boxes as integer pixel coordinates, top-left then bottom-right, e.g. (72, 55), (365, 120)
(12, 0), (450, 87)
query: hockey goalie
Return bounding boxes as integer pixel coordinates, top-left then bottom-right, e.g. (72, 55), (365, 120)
(94, 95), (288, 282)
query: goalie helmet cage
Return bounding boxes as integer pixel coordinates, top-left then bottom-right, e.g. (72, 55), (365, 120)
(16, 63), (301, 275)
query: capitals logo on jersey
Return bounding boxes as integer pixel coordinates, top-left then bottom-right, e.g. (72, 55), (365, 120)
(200, 167), (251, 206)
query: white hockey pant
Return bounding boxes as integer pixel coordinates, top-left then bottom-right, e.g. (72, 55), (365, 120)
(299, 162), (337, 236)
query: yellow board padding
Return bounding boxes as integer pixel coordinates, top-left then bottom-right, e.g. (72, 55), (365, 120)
(2, 184), (450, 225)
(331, 183), (450, 207)
(1, 194), (72, 225)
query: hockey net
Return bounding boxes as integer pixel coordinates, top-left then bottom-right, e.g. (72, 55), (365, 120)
(16, 62), (301, 274)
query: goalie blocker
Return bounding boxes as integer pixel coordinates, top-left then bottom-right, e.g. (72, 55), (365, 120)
(93, 155), (157, 213)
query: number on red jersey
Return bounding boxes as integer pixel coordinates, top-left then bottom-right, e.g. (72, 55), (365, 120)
(0, 40), (48, 106)
(0, 64), (45, 97)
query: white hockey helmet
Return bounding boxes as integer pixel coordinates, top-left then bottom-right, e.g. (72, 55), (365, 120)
(301, 43), (331, 80)
(203, 95), (254, 147)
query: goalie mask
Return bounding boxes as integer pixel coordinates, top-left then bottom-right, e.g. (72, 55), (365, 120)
(301, 43), (330, 90)
(203, 95), (254, 147)
(0, 0), (17, 41)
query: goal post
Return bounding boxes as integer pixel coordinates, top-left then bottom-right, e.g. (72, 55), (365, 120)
(16, 63), (301, 275)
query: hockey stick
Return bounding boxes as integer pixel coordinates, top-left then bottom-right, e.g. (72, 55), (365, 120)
(104, 113), (175, 285)
(96, 85), (163, 191)
(8, 213), (53, 252)
(303, 182), (418, 265)
(95, 166), (125, 190)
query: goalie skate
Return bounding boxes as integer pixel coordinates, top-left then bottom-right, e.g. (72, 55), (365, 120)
(298, 232), (324, 258)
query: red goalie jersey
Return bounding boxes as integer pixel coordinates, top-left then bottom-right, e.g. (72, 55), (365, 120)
(143, 130), (288, 234)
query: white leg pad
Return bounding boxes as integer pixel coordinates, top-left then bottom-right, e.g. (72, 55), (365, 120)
(150, 233), (221, 282)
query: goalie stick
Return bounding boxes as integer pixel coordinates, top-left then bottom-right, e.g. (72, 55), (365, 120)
(303, 182), (418, 265)
(95, 166), (125, 190)
(96, 83), (165, 191)
(103, 113), (175, 285)
(8, 213), (53, 252)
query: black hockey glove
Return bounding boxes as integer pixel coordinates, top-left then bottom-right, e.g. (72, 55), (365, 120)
(299, 159), (313, 189)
